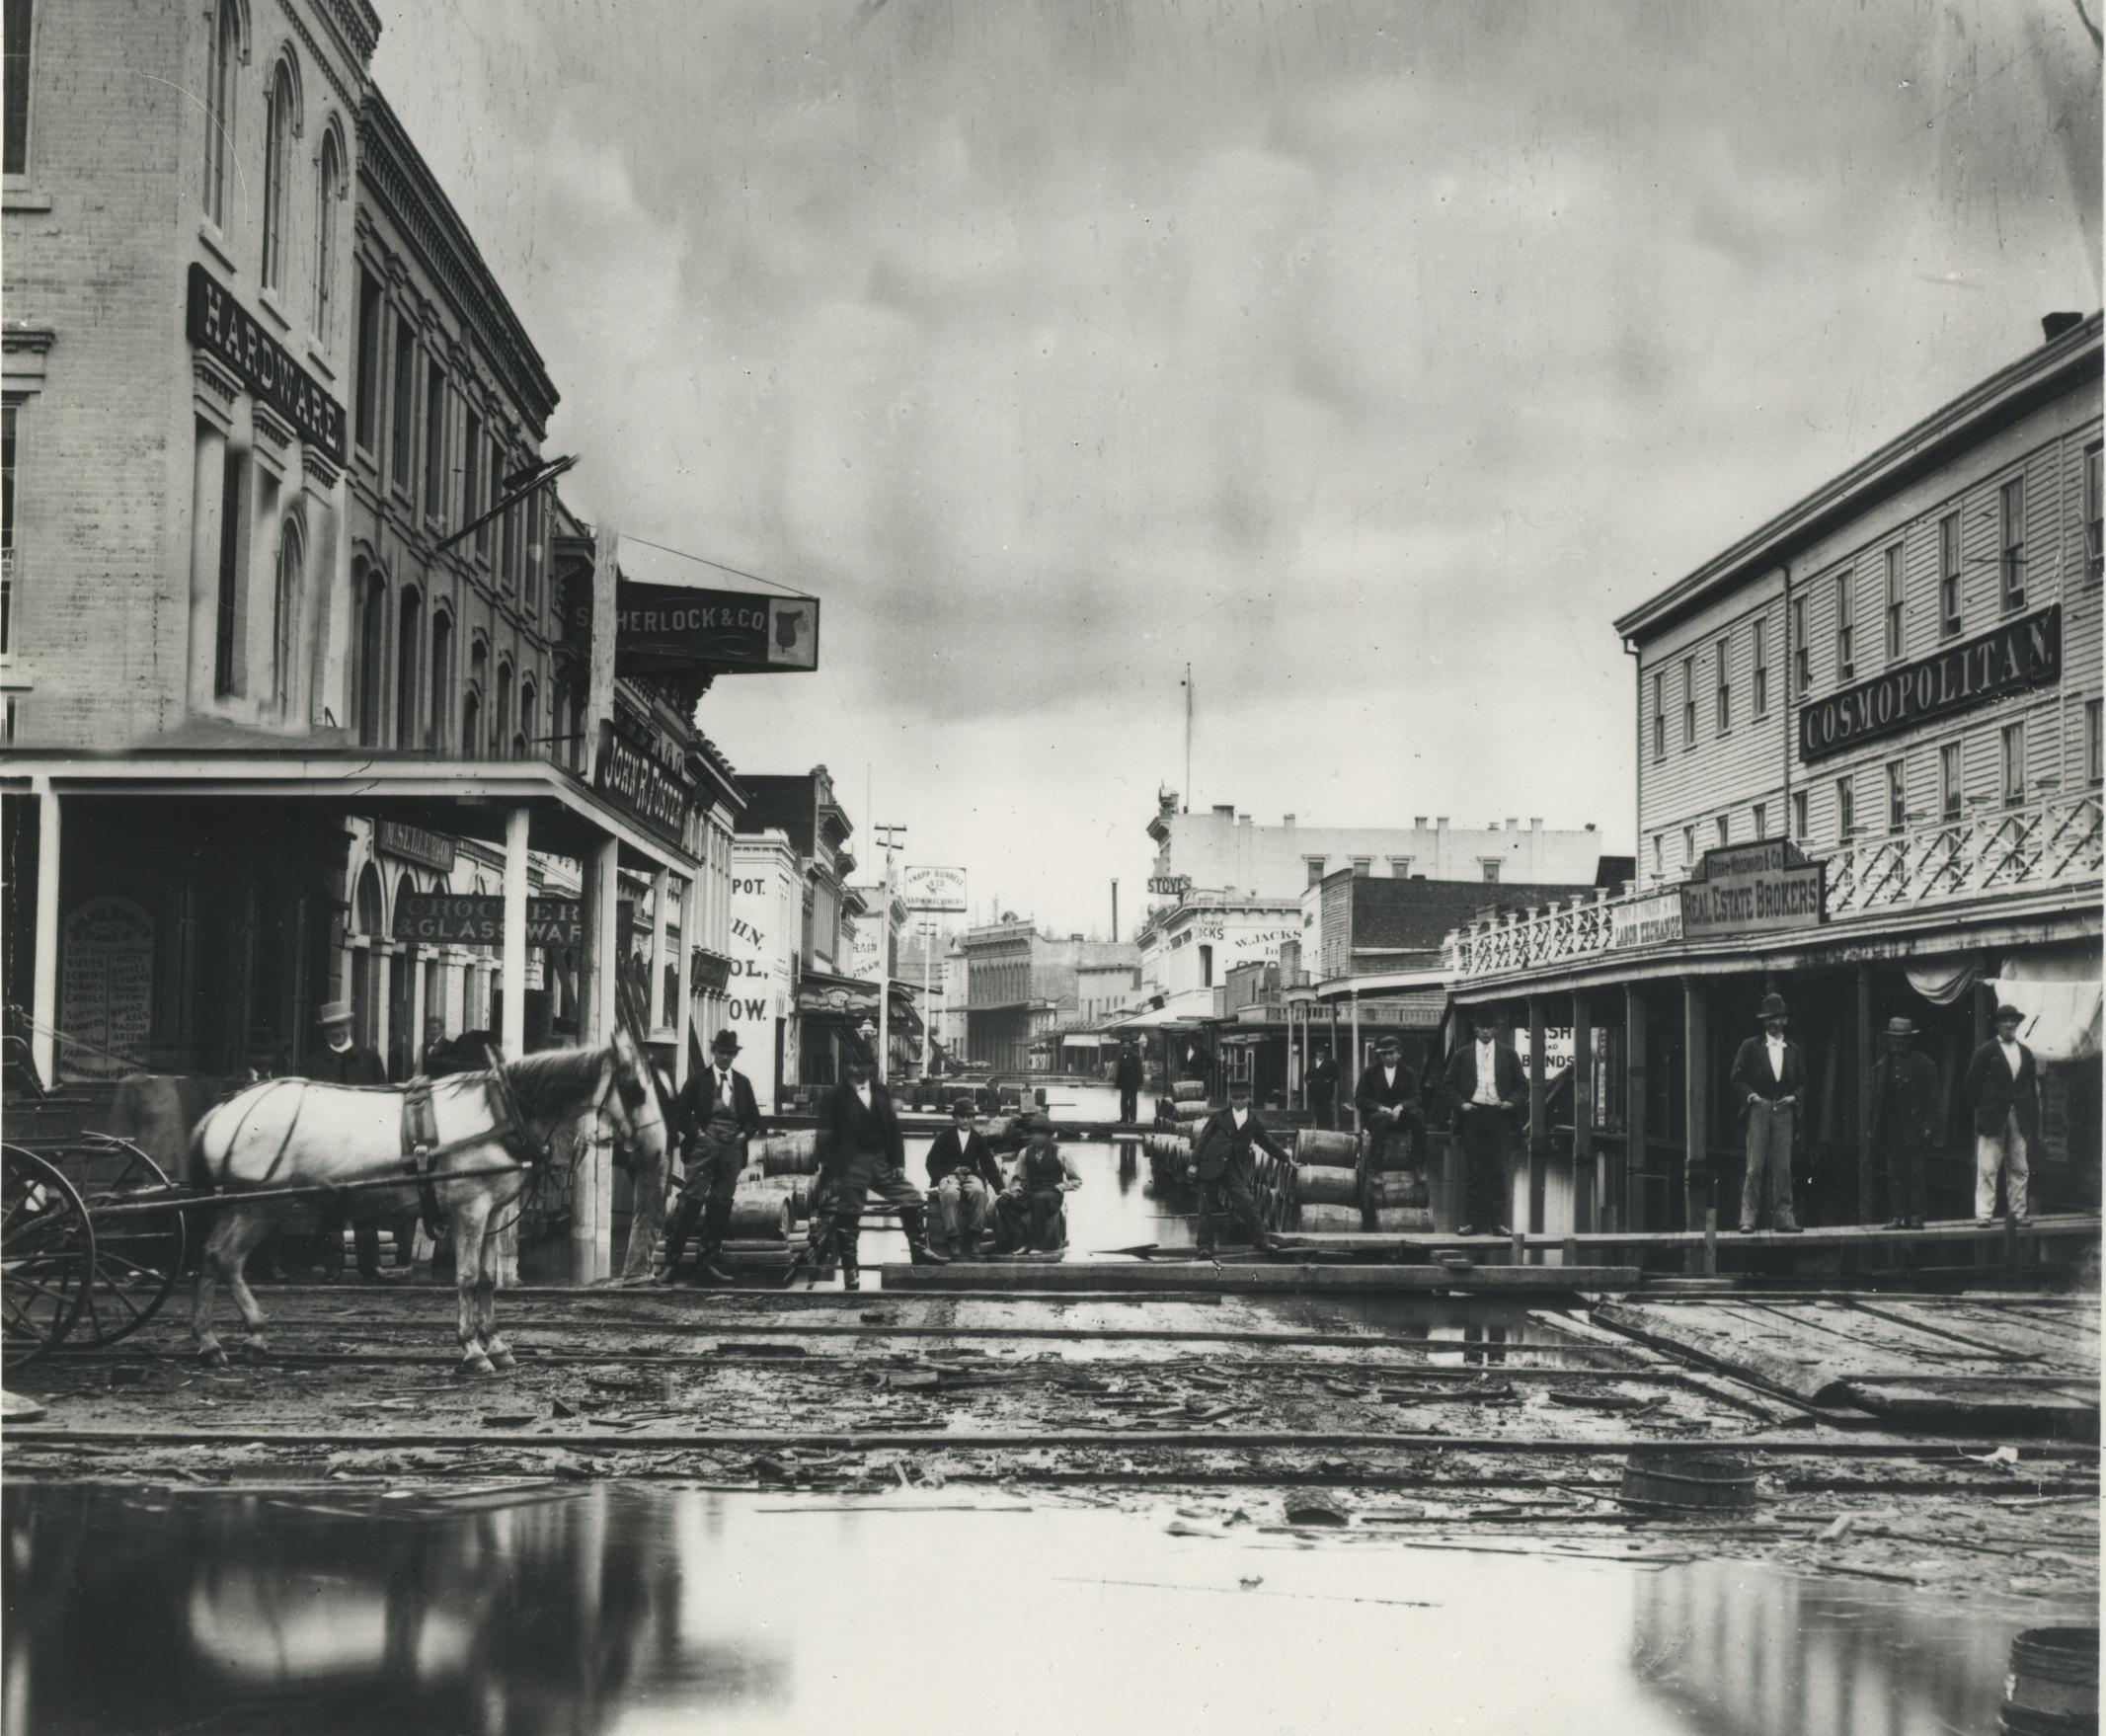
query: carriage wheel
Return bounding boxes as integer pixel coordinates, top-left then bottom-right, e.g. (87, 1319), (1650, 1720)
(1, 1146), (95, 1364)
(62, 1137), (187, 1348)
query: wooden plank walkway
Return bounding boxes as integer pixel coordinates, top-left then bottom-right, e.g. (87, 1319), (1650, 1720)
(881, 1262), (1644, 1294)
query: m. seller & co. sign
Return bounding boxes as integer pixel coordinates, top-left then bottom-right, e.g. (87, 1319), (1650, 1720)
(1799, 605), (2060, 764)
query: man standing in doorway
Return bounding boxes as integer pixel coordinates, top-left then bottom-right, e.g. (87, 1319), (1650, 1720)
(417, 1015), (454, 1078)
(653, 1029), (761, 1284)
(1729, 993), (1805, 1234)
(1965, 1004), (2040, 1225)
(1305, 1047), (1339, 1132)
(1868, 1016), (1939, 1230)
(1191, 1076), (1294, 1257)
(1441, 1013), (1526, 1236)
(818, 1051), (948, 1292)
(1115, 1042), (1144, 1126)
(299, 999), (399, 1280)
(1355, 1035), (1420, 1181)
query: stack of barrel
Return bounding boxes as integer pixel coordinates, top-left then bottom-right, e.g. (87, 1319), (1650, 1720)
(1360, 1123), (1434, 1232)
(717, 1129), (822, 1273)
(1287, 1128), (1363, 1231)
(1145, 1082), (1210, 1190)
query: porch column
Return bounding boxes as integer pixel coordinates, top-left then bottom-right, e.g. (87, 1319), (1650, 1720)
(1622, 985), (1647, 1232)
(1349, 992), (1362, 1125)
(1683, 979), (1709, 1231)
(573, 833), (621, 1274)
(648, 866), (670, 1036)
(1855, 964), (1876, 1225)
(675, 873), (699, 1089)
(30, 780), (61, 1084)
(1572, 990), (1595, 1233)
(407, 945), (427, 1066)
(500, 808), (529, 1061)
(1526, 995), (1548, 1235)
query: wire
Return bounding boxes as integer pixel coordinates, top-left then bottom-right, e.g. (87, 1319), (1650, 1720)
(614, 534), (818, 600)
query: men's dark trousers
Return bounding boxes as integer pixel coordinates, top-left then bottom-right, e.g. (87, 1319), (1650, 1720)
(1120, 1087), (1139, 1123)
(828, 1154), (929, 1251)
(1880, 1125), (1926, 1223)
(1455, 1106), (1512, 1230)
(1311, 1094), (1335, 1133)
(994, 1186), (1067, 1252)
(1196, 1173), (1267, 1253)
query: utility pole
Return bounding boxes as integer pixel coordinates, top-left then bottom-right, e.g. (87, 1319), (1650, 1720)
(1182, 663), (1193, 813)
(919, 916), (936, 1078)
(872, 822), (906, 1082)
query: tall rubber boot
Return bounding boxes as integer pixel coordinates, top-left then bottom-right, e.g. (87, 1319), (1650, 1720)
(835, 1219), (862, 1292)
(692, 1235), (736, 1286)
(655, 1199), (701, 1285)
(903, 1208), (951, 1266)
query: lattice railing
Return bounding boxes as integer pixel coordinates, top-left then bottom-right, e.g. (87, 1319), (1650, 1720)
(1444, 791), (2102, 984)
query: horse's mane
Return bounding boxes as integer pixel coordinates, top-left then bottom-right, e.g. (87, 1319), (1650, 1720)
(497, 1045), (610, 1112)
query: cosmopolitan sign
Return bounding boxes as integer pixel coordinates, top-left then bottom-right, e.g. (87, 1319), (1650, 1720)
(186, 264), (347, 463)
(1799, 605), (2060, 764)
(1678, 839), (1824, 941)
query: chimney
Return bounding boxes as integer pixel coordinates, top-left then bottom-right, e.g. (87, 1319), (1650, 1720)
(1529, 818), (1542, 830)
(1506, 817), (1518, 830)
(1283, 813), (1295, 828)
(1413, 816), (1428, 829)
(2043, 312), (2084, 344)
(1436, 817), (1448, 831)
(1212, 804), (1235, 819)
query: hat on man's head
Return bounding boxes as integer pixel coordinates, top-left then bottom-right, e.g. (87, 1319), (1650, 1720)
(951, 1097), (977, 1118)
(1994, 1003), (2025, 1024)
(1226, 1075), (1253, 1095)
(1468, 1009), (1500, 1029)
(319, 999), (352, 1026)
(1025, 1111), (1055, 1134)
(1375, 1033), (1403, 1051)
(1757, 993), (1789, 1021)
(710, 1028), (741, 1054)
(1883, 1016), (1917, 1039)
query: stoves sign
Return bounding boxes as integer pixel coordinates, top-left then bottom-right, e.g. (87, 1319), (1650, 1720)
(186, 264), (346, 464)
(1799, 604), (2060, 763)
(1678, 838), (1825, 941)
(594, 721), (696, 850)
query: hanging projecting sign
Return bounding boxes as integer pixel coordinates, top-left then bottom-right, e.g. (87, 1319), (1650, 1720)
(186, 265), (347, 464)
(1677, 839), (1825, 941)
(576, 581), (820, 676)
(394, 894), (584, 948)
(901, 865), (968, 913)
(1799, 604), (2060, 764)
(593, 722), (697, 850)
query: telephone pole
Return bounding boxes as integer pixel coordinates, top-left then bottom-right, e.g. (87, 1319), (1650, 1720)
(872, 822), (906, 1082)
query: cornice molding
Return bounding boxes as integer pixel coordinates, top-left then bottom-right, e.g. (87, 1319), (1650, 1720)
(253, 402), (296, 450)
(193, 354), (241, 405)
(3, 324), (56, 355)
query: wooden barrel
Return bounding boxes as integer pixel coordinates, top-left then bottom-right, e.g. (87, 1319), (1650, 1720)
(1294, 1164), (1360, 1207)
(726, 1194), (794, 1241)
(1369, 1171), (1429, 1208)
(1370, 1207), (1434, 1232)
(1294, 1129), (1359, 1164)
(2001, 1628), (2099, 1734)
(738, 1177), (812, 1220)
(1294, 1203), (1364, 1232)
(1172, 1079), (1208, 1102)
(1618, 1451), (1757, 1512)
(757, 1131), (821, 1175)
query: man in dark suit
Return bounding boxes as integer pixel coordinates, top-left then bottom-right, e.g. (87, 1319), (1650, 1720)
(925, 1097), (1004, 1257)
(1440, 1013), (1527, 1235)
(1965, 1003), (2041, 1224)
(1115, 1044), (1144, 1125)
(298, 999), (401, 1280)
(818, 1053), (947, 1291)
(653, 1028), (763, 1284)
(1354, 1035), (1421, 1181)
(1867, 1015), (1939, 1229)
(1191, 1076), (1294, 1256)
(1305, 1049), (1340, 1131)
(1729, 992), (1805, 1233)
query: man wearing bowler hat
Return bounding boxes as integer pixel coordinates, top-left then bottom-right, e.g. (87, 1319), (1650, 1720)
(653, 1028), (762, 1284)
(1356, 1034), (1423, 1186)
(1868, 1016), (1939, 1229)
(1439, 1013), (1526, 1236)
(1965, 1003), (2041, 1225)
(1730, 992), (1805, 1233)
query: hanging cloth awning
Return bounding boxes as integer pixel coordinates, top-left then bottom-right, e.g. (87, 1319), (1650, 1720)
(1988, 941), (2103, 1063)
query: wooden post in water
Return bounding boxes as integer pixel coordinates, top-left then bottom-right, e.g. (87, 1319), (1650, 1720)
(1856, 965), (1876, 1225)
(1624, 984), (1648, 1233)
(1572, 989), (1595, 1233)
(1683, 980), (1708, 1235)
(1526, 994), (1548, 1236)
(1702, 1206), (1718, 1277)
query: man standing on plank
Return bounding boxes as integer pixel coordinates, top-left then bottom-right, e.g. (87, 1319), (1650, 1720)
(1729, 992), (1805, 1234)
(1191, 1077), (1294, 1257)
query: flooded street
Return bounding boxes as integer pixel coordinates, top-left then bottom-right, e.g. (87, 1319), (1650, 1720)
(3, 1480), (2061, 1736)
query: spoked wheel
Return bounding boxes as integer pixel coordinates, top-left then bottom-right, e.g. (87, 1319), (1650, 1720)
(2, 1146), (95, 1365)
(61, 1136), (188, 1348)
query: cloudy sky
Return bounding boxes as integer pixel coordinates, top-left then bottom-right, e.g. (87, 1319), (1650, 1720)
(374, 0), (2101, 934)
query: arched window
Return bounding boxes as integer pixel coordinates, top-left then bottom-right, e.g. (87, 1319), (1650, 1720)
(313, 123), (343, 341)
(352, 566), (386, 749)
(516, 678), (535, 760)
(202, 1), (243, 228)
(272, 516), (303, 718)
(429, 607), (455, 755)
(260, 54), (299, 293)
(463, 636), (488, 758)
(494, 660), (513, 759)
(394, 587), (422, 750)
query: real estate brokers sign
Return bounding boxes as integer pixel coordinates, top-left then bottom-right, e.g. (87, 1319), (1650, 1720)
(1678, 839), (1825, 941)
(1799, 604), (2060, 764)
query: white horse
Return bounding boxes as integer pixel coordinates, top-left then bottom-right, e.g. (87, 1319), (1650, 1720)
(187, 1033), (665, 1376)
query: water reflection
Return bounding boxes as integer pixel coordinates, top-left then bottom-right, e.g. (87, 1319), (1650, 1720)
(3, 1484), (2055, 1736)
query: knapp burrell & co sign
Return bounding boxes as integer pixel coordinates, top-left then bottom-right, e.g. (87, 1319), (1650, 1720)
(1799, 604), (2060, 764)
(1679, 839), (1825, 942)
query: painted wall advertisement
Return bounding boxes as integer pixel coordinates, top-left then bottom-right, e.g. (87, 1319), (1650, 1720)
(728, 856), (799, 1110)
(59, 896), (154, 1081)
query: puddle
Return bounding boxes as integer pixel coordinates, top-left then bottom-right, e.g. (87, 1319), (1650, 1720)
(1, 1481), (2065, 1735)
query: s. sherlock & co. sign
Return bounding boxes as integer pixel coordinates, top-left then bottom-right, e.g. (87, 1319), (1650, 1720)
(1799, 605), (2060, 764)
(186, 264), (347, 464)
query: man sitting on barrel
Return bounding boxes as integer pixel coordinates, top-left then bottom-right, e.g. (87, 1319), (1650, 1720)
(1354, 1034), (1422, 1180)
(925, 1096), (1004, 1257)
(1191, 1077), (1294, 1256)
(817, 1049), (949, 1292)
(993, 1112), (1082, 1253)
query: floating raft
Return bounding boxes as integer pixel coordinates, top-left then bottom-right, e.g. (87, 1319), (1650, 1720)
(881, 1261), (1644, 1294)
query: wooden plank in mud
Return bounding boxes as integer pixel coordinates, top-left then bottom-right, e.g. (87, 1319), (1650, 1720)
(1841, 1378), (2099, 1439)
(882, 1262), (1644, 1295)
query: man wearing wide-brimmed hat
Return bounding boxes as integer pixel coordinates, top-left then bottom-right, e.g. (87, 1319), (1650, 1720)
(1867, 1015), (1940, 1229)
(1964, 1003), (2041, 1225)
(1728, 992), (1805, 1233)
(653, 1028), (762, 1285)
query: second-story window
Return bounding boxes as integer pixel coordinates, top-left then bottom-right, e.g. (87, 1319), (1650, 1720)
(2001, 720), (2025, 807)
(1715, 641), (1730, 733)
(1886, 758), (1905, 832)
(1350, 857), (1370, 878)
(1681, 655), (1695, 747)
(1388, 856), (1412, 878)
(4, 0), (33, 178)
(1939, 511), (1962, 635)
(1651, 672), (1665, 759)
(314, 129), (343, 341)
(1304, 857), (1325, 887)
(1836, 774), (1855, 840)
(1791, 594), (1809, 697)
(463, 412), (485, 558)
(1941, 740), (1962, 821)
(394, 588), (423, 750)
(1, 402), (16, 661)
(1791, 789), (1809, 841)
(202, 0), (241, 227)
(353, 271), (383, 453)
(1752, 618), (1767, 716)
(1481, 860), (1501, 884)
(1834, 570), (1853, 681)
(2086, 443), (2102, 584)
(260, 57), (297, 294)
(1884, 544), (1904, 661)
(2000, 476), (2026, 610)
(1715, 814), (1729, 848)
(424, 366), (447, 523)
(389, 319), (416, 492)
(429, 608), (454, 753)
(1680, 826), (1694, 868)
(1752, 801), (1766, 839)
(2088, 699), (2102, 786)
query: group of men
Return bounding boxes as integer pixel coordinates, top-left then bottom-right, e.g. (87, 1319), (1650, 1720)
(1730, 992), (2044, 1233)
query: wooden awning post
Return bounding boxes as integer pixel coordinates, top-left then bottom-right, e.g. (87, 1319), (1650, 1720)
(1527, 993), (1548, 1237)
(500, 806), (530, 1062)
(1683, 979), (1708, 1237)
(1572, 989), (1595, 1234)
(30, 779), (61, 1085)
(1623, 984), (1647, 1234)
